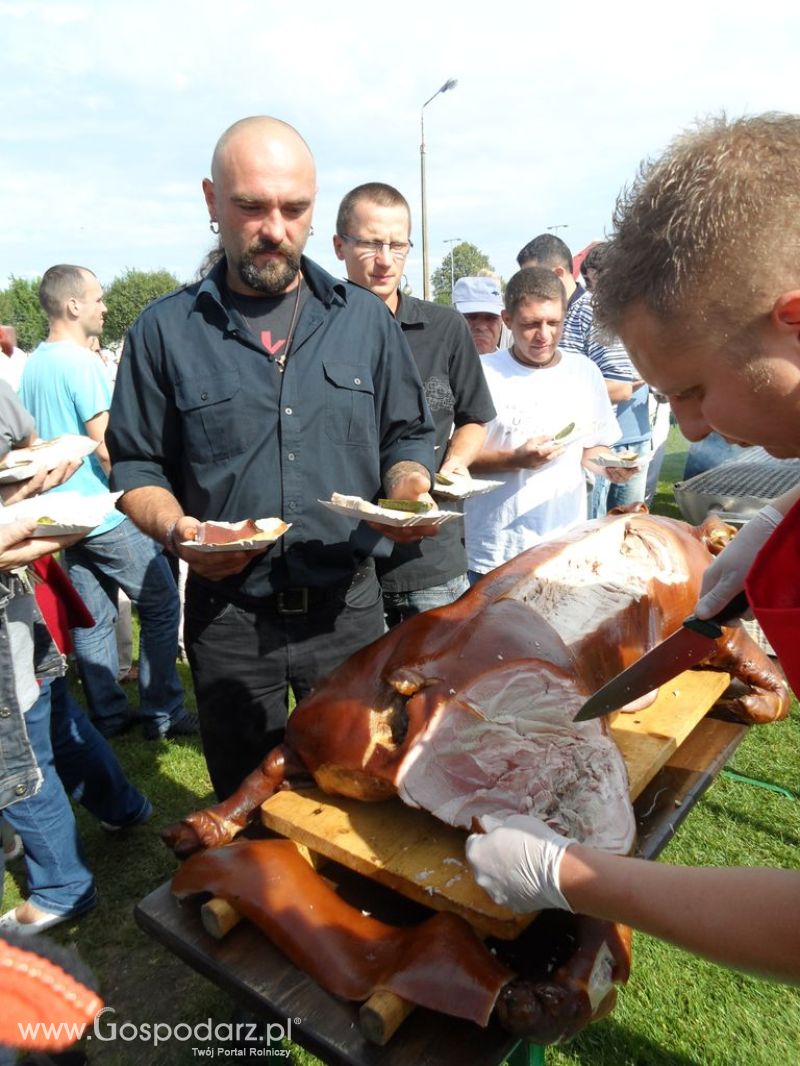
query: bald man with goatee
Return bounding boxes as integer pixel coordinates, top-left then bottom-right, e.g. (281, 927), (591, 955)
(108, 117), (435, 799)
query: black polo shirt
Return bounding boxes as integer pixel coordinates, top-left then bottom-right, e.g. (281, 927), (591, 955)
(107, 257), (435, 601)
(377, 293), (496, 593)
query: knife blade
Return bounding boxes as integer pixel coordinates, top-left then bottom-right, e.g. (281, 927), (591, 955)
(573, 590), (749, 722)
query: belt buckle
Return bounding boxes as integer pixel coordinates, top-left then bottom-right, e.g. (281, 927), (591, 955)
(276, 588), (309, 615)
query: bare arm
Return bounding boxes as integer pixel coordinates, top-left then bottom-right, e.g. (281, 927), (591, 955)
(119, 484), (263, 581)
(561, 846), (800, 984)
(471, 436), (563, 475)
(84, 411), (111, 475)
(605, 379), (636, 404)
(440, 423), (489, 477)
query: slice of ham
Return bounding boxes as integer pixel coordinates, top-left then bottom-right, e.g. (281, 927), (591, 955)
(172, 838), (514, 1027)
(193, 519), (288, 546)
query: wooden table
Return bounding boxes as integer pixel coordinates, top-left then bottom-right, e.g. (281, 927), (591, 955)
(135, 711), (746, 1066)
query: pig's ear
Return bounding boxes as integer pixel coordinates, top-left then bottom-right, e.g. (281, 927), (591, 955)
(772, 290), (800, 332)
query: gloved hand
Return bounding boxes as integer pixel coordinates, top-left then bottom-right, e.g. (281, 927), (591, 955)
(695, 505), (783, 619)
(465, 814), (576, 913)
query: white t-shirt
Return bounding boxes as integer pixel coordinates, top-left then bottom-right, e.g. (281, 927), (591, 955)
(465, 347), (620, 573)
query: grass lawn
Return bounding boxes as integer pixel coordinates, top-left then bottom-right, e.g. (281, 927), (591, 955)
(3, 426), (798, 1065)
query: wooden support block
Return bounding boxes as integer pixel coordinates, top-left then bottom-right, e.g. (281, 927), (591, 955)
(359, 989), (416, 1046)
(201, 898), (240, 939)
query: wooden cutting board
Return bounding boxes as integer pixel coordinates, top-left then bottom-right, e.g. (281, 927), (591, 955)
(262, 668), (730, 939)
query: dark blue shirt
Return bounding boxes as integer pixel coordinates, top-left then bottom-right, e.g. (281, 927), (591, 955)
(378, 292), (496, 592)
(107, 257), (435, 600)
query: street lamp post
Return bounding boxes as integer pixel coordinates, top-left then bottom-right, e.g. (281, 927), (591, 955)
(547, 224), (569, 235)
(444, 237), (462, 298)
(420, 78), (457, 300)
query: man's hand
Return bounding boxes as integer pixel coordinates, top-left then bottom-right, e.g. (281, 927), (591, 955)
(513, 436), (564, 471)
(582, 447), (639, 483)
(0, 518), (83, 570)
(173, 515), (269, 581)
(438, 456), (470, 480)
(0, 457), (81, 505)
(368, 463), (440, 544)
(465, 813), (576, 913)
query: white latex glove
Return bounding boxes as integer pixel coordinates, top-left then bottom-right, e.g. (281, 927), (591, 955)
(695, 505), (783, 619)
(465, 814), (576, 913)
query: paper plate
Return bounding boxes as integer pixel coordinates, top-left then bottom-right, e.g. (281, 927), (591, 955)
(593, 453), (651, 469)
(432, 475), (503, 499)
(0, 490), (122, 536)
(180, 518), (290, 553)
(0, 435), (99, 484)
(319, 494), (461, 528)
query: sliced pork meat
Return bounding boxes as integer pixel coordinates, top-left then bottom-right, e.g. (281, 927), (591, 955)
(164, 513), (788, 859)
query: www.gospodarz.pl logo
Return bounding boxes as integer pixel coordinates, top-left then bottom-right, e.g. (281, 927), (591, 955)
(18, 1007), (297, 1056)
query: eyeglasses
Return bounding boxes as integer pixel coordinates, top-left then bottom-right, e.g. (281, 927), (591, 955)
(337, 234), (413, 260)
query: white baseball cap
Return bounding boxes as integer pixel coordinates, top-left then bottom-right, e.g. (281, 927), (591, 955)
(452, 276), (503, 315)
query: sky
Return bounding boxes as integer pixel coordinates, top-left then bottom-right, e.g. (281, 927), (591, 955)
(2, 0), (800, 297)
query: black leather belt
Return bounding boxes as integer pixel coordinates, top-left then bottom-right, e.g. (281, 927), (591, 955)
(191, 562), (374, 616)
(273, 587), (312, 615)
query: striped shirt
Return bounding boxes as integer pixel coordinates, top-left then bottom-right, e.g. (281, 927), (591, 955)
(560, 290), (638, 380)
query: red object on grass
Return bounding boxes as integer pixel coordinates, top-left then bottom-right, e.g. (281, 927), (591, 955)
(31, 555), (95, 655)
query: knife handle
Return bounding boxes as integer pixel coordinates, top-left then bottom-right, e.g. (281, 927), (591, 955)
(684, 589), (749, 638)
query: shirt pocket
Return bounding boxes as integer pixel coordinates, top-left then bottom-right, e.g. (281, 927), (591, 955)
(322, 362), (376, 446)
(174, 369), (252, 463)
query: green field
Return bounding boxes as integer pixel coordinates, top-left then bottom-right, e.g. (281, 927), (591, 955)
(3, 428), (798, 1065)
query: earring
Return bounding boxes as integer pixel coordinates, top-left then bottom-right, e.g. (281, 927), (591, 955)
(209, 220), (220, 235)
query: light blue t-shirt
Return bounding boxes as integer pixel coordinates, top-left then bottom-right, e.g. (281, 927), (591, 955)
(20, 340), (124, 536)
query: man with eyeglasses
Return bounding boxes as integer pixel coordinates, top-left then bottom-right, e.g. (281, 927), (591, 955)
(106, 119), (436, 800)
(333, 183), (495, 626)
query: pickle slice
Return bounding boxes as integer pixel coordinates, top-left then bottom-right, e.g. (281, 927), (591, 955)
(554, 421), (575, 441)
(35, 516), (57, 525)
(378, 499), (434, 514)
(434, 472), (455, 486)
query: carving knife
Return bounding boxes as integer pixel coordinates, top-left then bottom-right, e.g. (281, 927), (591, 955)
(573, 590), (749, 722)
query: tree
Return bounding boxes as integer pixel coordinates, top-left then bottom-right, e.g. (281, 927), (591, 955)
(0, 276), (47, 351)
(431, 242), (496, 304)
(102, 268), (181, 345)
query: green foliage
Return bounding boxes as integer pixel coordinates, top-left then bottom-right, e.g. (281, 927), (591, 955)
(102, 268), (181, 345)
(0, 275), (47, 350)
(431, 241), (496, 304)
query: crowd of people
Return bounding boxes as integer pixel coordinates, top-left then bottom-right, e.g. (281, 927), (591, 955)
(0, 109), (798, 1060)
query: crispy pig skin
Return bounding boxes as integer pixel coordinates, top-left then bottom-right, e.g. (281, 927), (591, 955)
(172, 839), (513, 1027)
(163, 513), (788, 857)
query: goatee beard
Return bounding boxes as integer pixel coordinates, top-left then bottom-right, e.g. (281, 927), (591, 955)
(237, 241), (302, 294)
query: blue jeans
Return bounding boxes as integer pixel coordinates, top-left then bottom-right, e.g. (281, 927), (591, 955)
(50, 676), (150, 827)
(590, 440), (651, 518)
(382, 573), (471, 628)
(1, 681), (96, 917)
(65, 519), (185, 737)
